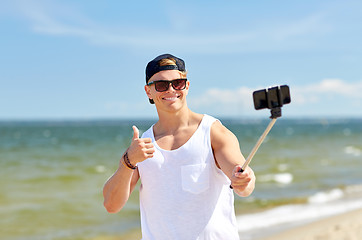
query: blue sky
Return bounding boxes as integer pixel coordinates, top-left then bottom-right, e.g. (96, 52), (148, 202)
(1, 0), (362, 120)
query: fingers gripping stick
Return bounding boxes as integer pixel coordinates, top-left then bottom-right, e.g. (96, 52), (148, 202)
(239, 85), (291, 173)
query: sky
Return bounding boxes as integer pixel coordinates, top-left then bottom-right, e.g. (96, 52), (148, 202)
(1, 0), (362, 120)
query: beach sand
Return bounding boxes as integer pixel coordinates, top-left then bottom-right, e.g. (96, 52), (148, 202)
(260, 208), (362, 240)
(90, 208), (362, 240)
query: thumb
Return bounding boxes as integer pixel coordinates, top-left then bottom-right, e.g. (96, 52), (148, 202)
(132, 125), (139, 140)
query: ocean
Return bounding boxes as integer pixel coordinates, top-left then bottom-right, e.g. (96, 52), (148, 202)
(1, 118), (362, 240)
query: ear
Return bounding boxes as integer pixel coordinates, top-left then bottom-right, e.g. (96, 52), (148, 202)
(144, 85), (153, 100)
(184, 80), (190, 96)
(186, 80), (190, 90)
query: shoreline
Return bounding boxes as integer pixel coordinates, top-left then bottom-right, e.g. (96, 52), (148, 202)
(88, 207), (362, 240)
(237, 185), (362, 240)
(259, 207), (362, 240)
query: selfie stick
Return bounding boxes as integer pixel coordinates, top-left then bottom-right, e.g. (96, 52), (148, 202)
(239, 85), (291, 172)
(240, 112), (278, 172)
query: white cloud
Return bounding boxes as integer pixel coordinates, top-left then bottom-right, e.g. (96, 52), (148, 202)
(189, 87), (253, 108)
(188, 79), (362, 117)
(5, 0), (332, 53)
(188, 87), (255, 117)
(9, 0), (96, 37)
(270, 13), (331, 41)
(292, 79), (362, 105)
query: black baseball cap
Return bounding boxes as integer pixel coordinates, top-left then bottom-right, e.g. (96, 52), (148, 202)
(145, 54), (186, 83)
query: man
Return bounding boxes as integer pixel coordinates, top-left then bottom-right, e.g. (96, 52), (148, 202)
(103, 54), (256, 240)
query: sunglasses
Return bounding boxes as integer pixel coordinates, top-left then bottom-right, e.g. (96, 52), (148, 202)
(147, 78), (188, 92)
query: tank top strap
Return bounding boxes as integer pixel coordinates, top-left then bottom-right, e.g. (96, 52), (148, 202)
(201, 114), (219, 130)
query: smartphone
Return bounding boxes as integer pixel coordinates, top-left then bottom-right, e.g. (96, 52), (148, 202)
(253, 85), (291, 110)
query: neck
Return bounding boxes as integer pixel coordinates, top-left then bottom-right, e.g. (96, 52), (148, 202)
(155, 107), (193, 133)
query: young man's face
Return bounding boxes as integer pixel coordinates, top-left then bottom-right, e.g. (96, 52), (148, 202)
(145, 70), (189, 110)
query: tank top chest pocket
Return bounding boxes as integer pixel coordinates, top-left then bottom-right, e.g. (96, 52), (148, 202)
(181, 163), (210, 194)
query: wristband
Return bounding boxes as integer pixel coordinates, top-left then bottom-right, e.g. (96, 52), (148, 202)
(123, 152), (137, 170)
(121, 157), (133, 170)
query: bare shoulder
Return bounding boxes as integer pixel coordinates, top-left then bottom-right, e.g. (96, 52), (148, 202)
(210, 120), (239, 147)
(191, 112), (204, 125)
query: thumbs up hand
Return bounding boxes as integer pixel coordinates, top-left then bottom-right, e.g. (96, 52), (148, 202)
(124, 126), (155, 167)
(132, 125), (140, 140)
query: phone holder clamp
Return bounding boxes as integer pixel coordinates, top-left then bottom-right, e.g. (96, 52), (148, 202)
(270, 107), (282, 119)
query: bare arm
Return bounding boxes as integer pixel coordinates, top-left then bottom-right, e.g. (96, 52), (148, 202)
(102, 159), (140, 213)
(103, 126), (154, 213)
(211, 121), (256, 197)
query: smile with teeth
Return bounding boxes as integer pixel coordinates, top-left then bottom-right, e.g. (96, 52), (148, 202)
(163, 95), (180, 101)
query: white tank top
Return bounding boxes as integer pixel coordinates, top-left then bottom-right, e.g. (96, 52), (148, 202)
(138, 115), (239, 240)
